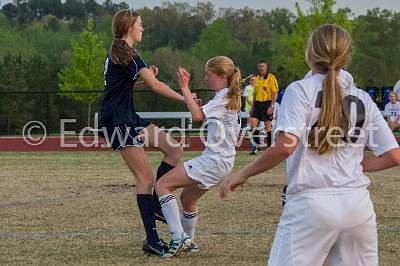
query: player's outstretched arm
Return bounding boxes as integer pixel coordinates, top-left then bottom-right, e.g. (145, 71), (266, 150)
(139, 67), (184, 102)
(361, 148), (400, 172)
(220, 132), (299, 199)
(133, 65), (159, 89)
(177, 66), (205, 122)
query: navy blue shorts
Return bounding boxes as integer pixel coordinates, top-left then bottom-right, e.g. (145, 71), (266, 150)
(100, 122), (150, 151)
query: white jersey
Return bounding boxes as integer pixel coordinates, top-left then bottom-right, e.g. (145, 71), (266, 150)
(384, 102), (400, 122)
(183, 88), (240, 189)
(271, 102), (280, 129)
(275, 70), (399, 194)
(201, 87), (241, 158)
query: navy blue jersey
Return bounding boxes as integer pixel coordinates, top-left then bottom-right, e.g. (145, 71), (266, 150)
(100, 52), (147, 126)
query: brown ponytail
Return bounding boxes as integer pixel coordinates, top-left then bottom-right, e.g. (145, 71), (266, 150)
(109, 9), (139, 65)
(226, 67), (242, 111)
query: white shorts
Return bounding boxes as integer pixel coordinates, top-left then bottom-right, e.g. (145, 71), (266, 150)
(183, 154), (234, 190)
(268, 188), (378, 266)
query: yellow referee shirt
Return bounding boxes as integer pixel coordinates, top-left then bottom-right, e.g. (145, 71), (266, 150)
(254, 73), (279, 102)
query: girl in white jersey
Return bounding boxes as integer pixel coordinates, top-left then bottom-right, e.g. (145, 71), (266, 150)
(384, 92), (400, 131)
(155, 56), (242, 257)
(220, 24), (400, 266)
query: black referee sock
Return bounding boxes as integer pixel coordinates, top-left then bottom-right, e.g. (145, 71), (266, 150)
(267, 131), (272, 147)
(154, 161), (175, 212)
(252, 129), (261, 145)
(137, 194), (160, 244)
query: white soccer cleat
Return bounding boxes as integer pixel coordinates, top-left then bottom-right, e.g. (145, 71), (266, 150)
(162, 234), (191, 258)
(185, 242), (199, 253)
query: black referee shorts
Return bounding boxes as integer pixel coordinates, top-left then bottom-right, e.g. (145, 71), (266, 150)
(250, 100), (272, 121)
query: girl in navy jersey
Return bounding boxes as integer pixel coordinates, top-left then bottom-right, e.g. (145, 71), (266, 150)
(100, 9), (186, 256)
(220, 24), (400, 265)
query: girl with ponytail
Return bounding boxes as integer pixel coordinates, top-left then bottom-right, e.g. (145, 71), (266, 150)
(220, 24), (400, 265)
(100, 9), (187, 257)
(155, 56), (242, 257)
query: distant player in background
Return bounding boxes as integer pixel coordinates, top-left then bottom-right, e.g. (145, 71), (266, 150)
(243, 75), (255, 128)
(384, 92), (400, 131)
(393, 80), (400, 100)
(243, 75), (256, 151)
(220, 24), (400, 265)
(155, 56), (242, 257)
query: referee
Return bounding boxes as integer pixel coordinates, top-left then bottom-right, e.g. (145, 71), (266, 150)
(249, 60), (279, 154)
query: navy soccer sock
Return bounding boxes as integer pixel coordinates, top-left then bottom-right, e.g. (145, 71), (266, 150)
(137, 194), (160, 244)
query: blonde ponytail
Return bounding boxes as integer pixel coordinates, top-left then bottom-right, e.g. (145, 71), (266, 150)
(226, 67), (242, 111)
(306, 24), (352, 155)
(308, 67), (349, 154)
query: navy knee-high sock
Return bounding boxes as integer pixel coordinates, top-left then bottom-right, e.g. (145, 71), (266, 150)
(154, 161), (175, 212)
(137, 194), (160, 244)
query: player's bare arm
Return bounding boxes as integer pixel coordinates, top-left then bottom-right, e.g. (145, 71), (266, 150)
(361, 148), (400, 172)
(177, 66), (205, 122)
(140, 68), (184, 102)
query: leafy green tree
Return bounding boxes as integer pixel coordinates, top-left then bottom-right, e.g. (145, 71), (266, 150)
(22, 15), (76, 64)
(263, 8), (295, 34)
(138, 3), (207, 51)
(350, 9), (400, 87)
(0, 13), (36, 59)
(63, 0), (85, 19)
(192, 1), (215, 24)
(190, 18), (246, 62)
(0, 54), (35, 134)
(58, 17), (106, 127)
(2, 1), (35, 24)
(281, 0), (352, 80)
(28, 0), (64, 19)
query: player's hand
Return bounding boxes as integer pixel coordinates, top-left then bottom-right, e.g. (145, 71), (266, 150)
(149, 65), (159, 76)
(177, 66), (190, 89)
(219, 172), (248, 199)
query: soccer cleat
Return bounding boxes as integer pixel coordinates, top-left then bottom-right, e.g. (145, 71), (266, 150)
(155, 209), (167, 224)
(143, 239), (168, 256)
(249, 150), (257, 155)
(183, 242), (199, 253)
(281, 185), (288, 207)
(162, 234), (191, 258)
(257, 144), (268, 151)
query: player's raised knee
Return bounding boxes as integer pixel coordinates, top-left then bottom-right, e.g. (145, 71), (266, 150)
(154, 178), (167, 196)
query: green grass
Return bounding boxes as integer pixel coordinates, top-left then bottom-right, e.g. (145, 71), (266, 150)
(0, 151), (399, 265)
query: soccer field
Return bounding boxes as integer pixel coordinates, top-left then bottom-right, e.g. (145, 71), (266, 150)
(0, 151), (399, 265)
